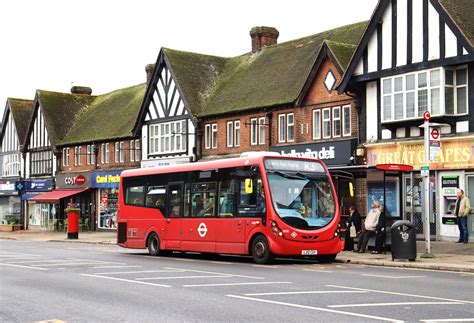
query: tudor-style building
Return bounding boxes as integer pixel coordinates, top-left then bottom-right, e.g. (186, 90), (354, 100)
(0, 98), (34, 225)
(338, 0), (474, 241)
(133, 58), (197, 168)
(21, 84), (145, 231)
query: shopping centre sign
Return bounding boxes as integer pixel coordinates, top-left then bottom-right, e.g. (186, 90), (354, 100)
(366, 138), (474, 170)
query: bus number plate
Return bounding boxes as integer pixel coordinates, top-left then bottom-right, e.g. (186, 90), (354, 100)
(301, 250), (317, 255)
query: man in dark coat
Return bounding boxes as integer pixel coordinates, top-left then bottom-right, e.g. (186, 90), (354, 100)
(344, 206), (362, 251)
(373, 204), (388, 254)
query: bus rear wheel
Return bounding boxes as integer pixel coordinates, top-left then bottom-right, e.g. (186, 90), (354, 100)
(251, 235), (274, 264)
(147, 233), (161, 256)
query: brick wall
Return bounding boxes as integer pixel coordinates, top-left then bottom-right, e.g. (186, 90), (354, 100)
(59, 139), (140, 172)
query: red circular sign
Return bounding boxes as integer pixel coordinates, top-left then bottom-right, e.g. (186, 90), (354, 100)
(423, 111), (431, 121)
(375, 164), (414, 171)
(431, 127), (439, 140)
(75, 175), (86, 186)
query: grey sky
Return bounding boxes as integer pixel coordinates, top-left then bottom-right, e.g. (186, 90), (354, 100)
(0, 0), (377, 120)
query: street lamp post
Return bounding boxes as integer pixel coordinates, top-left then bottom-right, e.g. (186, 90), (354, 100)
(421, 112), (432, 257)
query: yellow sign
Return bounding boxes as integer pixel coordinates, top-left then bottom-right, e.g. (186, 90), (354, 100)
(367, 138), (474, 170)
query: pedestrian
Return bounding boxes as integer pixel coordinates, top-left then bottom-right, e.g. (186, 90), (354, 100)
(455, 188), (470, 244)
(344, 206), (362, 251)
(372, 204), (387, 254)
(358, 201), (381, 253)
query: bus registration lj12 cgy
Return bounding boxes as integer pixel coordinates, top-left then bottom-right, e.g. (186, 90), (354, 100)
(117, 155), (341, 264)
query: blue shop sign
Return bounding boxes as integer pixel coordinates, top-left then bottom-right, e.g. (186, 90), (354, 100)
(91, 171), (122, 188)
(16, 179), (53, 192)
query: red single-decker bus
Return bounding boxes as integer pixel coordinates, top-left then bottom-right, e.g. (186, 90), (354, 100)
(117, 155), (342, 263)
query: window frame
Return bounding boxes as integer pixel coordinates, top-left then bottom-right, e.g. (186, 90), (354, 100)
(332, 106), (341, 138)
(278, 114), (286, 143)
(287, 113), (294, 142)
(258, 117), (265, 145)
(226, 121), (233, 148)
(250, 118), (258, 146)
(211, 123), (218, 149)
(205, 124), (211, 149)
(322, 108), (331, 139)
(342, 105), (351, 137)
(313, 109), (321, 140)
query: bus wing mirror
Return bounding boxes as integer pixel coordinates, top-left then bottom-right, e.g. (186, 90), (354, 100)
(245, 178), (253, 194)
(349, 182), (354, 198)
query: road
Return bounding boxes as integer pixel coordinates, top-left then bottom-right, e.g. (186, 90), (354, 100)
(1, 240), (473, 322)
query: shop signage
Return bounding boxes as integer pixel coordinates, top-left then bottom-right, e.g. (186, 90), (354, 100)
(141, 157), (191, 168)
(441, 176), (459, 188)
(0, 179), (16, 191)
(367, 138), (474, 170)
(56, 173), (91, 189)
(18, 179), (53, 192)
(375, 164), (413, 171)
(91, 170), (122, 188)
(269, 139), (357, 166)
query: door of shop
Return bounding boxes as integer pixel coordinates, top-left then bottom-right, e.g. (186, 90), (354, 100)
(465, 174), (474, 242)
(403, 173), (437, 238)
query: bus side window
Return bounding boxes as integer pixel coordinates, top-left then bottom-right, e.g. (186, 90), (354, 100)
(146, 186), (166, 215)
(125, 186), (145, 206)
(167, 184), (183, 218)
(218, 179), (237, 218)
(192, 182), (217, 217)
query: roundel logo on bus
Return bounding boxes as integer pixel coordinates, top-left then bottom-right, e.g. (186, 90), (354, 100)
(198, 223), (208, 237)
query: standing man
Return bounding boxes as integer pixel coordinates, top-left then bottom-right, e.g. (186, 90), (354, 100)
(358, 201), (381, 253)
(455, 188), (470, 244)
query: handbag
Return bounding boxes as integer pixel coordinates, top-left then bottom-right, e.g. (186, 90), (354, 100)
(349, 225), (357, 238)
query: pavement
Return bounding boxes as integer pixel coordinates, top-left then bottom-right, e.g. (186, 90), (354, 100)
(1, 230), (473, 273)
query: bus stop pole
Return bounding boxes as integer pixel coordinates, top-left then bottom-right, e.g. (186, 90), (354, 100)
(422, 115), (432, 257)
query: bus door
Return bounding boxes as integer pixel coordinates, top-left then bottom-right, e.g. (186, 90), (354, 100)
(215, 178), (263, 254)
(180, 182), (217, 252)
(164, 182), (184, 250)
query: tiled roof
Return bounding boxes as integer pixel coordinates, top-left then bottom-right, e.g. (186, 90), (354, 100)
(59, 83), (146, 145)
(164, 21), (368, 117)
(7, 98), (34, 145)
(439, 0), (474, 48)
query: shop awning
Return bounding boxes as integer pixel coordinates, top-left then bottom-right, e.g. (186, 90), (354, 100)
(28, 188), (89, 203)
(21, 194), (40, 200)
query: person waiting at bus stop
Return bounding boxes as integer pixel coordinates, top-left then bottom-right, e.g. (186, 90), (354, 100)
(344, 206), (361, 251)
(358, 200), (381, 253)
(372, 204), (388, 254)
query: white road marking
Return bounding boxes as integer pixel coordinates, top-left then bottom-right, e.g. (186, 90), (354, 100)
(244, 290), (368, 296)
(226, 294), (403, 322)
(171, 258), (195, 262)
(327, 285), (474, 304)
(185, 282), (292, 288)
(93, 269), (181, 275)
(136, 275), (232, 281)
(210, 261), (232, 265)
(6, 259), (63, 264)
(328, 301), (463, 308)
(164, 267), (264, 279)
(92, 265), (143, 269)
(143, 256), (162, 259)
(31, 262), (126, 267)
(303, 269), (333, 273)
(66, 258), (125, 264)
(80, 274), (171, 287)
(0, 251), (40, 257)
(0, 263), (48, 271)
(253, 265), (279, 269)
(362, 274), (425, 279)
(420, 319), (474, 322)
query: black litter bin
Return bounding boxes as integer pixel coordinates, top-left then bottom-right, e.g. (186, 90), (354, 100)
(390, 220), (416, 261)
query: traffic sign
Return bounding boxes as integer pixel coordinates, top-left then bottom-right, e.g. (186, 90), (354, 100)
(430, 127), (440, 141)
(423, 111), (431, 122)
(421, 165), (429, 177)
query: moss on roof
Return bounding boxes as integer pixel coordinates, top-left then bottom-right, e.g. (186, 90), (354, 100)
(59, 83), (146, 145)
(36, 90), (96, 146)
(325, 40), (357, 71)
(7, 98), (34, 145)
(439, 0), (474, 48)
(164, 21), (367, 117)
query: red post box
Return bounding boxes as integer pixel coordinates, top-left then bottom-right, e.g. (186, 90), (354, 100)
(66, 202), (80, 239)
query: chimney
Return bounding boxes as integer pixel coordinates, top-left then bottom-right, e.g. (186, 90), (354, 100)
(250, 26), (279, 53)
(146, 64), (155, 84)
(70, 86), (92, 95)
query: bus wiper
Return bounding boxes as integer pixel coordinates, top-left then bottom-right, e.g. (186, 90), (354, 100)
(271, 170), (307, 180)
(296, 172), (324, 180)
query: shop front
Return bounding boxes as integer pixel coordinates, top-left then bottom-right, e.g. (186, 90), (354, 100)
(55, 172), (94, 231)
(366, 136), (474, 241)
(91, 170), (121, 230)
(0, 179), (20, 224)
(20, 179), (53, 230)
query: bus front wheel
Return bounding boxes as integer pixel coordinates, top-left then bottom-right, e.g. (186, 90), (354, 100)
(251, 235), (274, 264)
(147, 232), (161, 256)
